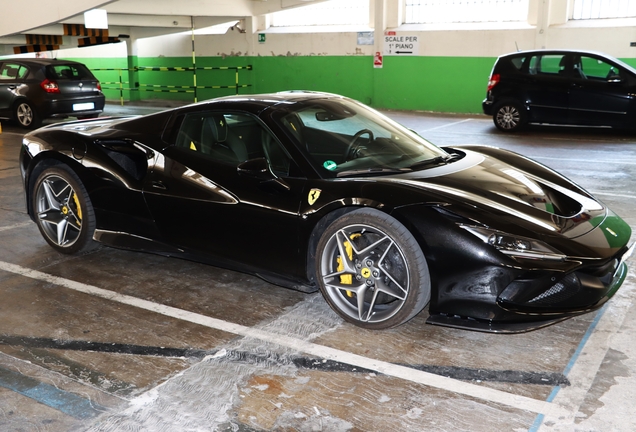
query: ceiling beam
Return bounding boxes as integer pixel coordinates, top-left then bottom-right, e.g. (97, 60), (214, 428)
(0, 0), (116, 37)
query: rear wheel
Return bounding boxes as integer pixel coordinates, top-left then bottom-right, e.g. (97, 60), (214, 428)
(32, 165), (96, 254)
(315, 208), (430, 329)
(14, 101), (41, 129)
(493, 102), (526, 132)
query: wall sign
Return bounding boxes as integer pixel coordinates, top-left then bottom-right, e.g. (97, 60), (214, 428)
(373, 52), (383, 68)
(383, 31), (419, 56)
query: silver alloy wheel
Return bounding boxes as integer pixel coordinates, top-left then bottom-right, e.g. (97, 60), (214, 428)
(495, 105), (521, 130)
(319, 223), (410, 324)
(35, 174), (83, 248)
(16, 102), (34, 127)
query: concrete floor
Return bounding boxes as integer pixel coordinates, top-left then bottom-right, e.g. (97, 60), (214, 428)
(0, 102), (634, 431)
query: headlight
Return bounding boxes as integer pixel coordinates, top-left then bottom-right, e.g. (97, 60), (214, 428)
(460, 225), (566, 261)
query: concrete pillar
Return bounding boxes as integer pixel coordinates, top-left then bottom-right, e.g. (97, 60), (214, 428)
(125, 36), (141, 101)
(534, 0), (570, 49)
(373, 0), (387, 61)
(372, 0), (387, 106)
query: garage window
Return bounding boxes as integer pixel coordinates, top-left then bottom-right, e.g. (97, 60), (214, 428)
(572, 0), (636, 19)
(405, 0), (529, 23)
(271, 0), (369, 27)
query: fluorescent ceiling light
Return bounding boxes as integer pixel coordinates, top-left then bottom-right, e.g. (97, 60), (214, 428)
(84, 9), (108, 29)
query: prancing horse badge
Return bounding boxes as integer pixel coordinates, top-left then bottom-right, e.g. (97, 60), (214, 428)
(308, 188), (321, 205)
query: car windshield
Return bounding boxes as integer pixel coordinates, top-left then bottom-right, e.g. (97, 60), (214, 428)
(275, 97), (449, 177)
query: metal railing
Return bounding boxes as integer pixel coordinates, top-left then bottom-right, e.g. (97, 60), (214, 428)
(92, 65), (253, 105)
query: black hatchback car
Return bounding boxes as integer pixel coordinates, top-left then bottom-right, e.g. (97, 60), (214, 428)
(483, 49), (636, 132)
(0, 58), (104, 129)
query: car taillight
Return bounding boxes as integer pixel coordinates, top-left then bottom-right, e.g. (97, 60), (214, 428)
(487, 74), (500, 92)
(40, 79), (60, 93)
(97, 81), (102, 91)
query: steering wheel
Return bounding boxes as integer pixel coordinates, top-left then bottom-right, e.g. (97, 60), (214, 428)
(346, 129), (374, 161)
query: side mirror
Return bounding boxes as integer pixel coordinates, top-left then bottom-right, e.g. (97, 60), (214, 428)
(237, 157), (291, 191)
(237, 157), (271, 180)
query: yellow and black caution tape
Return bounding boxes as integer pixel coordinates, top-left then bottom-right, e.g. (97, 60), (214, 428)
(63, 24), (108, 37)
(135, 65), (252, 72)
(25, 35), (63, 45)
(13, 44), (59, 54)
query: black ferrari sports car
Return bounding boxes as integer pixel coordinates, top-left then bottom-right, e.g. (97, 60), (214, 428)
(20, 91), (633, 332)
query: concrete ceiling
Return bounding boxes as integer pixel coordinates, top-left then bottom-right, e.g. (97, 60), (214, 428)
(0, 0), (326, 56)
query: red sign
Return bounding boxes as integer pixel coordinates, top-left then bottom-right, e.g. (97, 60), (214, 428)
(374, 51), (383, 68)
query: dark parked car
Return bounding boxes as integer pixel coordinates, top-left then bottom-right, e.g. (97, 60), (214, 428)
(0, 58), (104, 128)
(483, 49), (636, 131)
(20, 91), (633, 332)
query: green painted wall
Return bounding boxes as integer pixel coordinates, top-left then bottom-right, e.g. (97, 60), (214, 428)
(54, 53), (636, 114)
(68, 54), (497, 114)
(250, 56), (375, 106)
(371, 56), (494, 113)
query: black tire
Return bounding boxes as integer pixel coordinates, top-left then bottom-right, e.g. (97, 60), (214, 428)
(32, 165), (97, 254)
(77, 114), (99, 120)
(14, 100), (41, 129)
(315, 208), (430, 329)
(493, 101), (526, 132)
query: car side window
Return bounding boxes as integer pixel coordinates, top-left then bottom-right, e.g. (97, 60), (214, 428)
(579, 56), (621, 81)
(0, 63), (27, 80)
(529, 55), (565, 76)
(174, 112), (295, 176)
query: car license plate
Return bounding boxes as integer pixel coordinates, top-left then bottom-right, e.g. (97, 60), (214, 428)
(73, 102), (94, 111)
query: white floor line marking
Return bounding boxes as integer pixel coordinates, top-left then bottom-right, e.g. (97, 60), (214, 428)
(588, 191), (636, 200)
(0, 259), (569, 417)
(422, 118), (472, 132)
(537, 270), (636, 430)
(532, 156), (636, 165)
(0, 222), (32, 232)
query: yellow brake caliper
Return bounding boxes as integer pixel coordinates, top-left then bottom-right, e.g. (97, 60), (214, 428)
(72, 192), (82, 225)
(337, 233), (361, 297)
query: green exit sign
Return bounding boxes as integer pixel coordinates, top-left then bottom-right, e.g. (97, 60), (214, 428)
(258, 33), (266, 43)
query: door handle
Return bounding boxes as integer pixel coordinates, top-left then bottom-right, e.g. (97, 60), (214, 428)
(151, 181), (167, 190)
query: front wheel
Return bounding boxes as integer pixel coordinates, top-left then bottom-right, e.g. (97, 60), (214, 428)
(493, 102), (526, 132)
(32, 165), (97, 254)
(315, 208), (430, 329)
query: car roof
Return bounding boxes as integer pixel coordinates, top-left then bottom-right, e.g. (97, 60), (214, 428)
(497, 49), (636, 74)
(216, 90), (347, 103)
(500, 49), (617, 60)
(178, 90), (350, 112)
(0, 58), (85, 67)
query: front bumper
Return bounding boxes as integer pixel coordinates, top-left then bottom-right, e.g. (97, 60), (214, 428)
(398, 204), (633, 333)
(427, 258), (629, 333)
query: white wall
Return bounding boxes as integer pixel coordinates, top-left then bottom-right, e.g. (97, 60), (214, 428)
(60, 0), (636, 61)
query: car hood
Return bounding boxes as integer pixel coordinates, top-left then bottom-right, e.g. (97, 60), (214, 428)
(380, 147), (608, 239)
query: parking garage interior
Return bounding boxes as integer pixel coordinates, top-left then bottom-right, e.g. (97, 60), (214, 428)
(1, 1), (635, 431)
